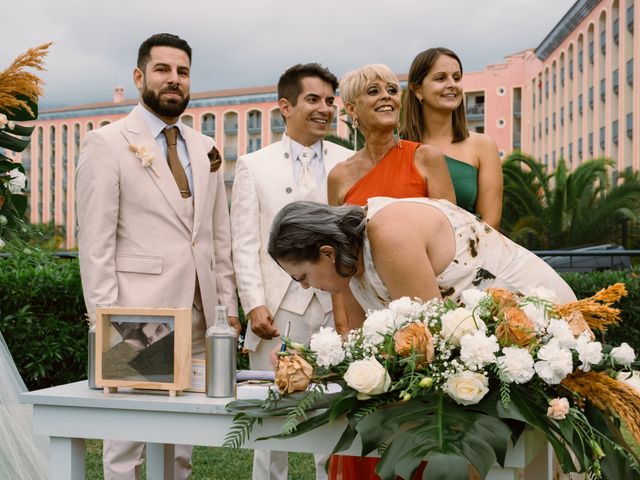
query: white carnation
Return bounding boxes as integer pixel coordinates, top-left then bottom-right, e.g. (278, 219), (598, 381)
(388, 297), (413, 316)
(460, 330), (499, 370)
(534, 339), (574, 384)
(522, 303), (549, 332)
(617, 371), (640, 392)
(8, 168), (27, 194)
(525, 286), (561, 304)
(611, 343), (636, 366)
(362, 309), (396, 345)
(546, 319), (576, 349)
(497, 347), (535, 384)
(446, 371), (489, 406)
(440, 308), (485, 347)
(575, 334), (602, 372)
(460, 288), (488, 310)
(344, 357), (391, 398)
(309, 327), (345, 368)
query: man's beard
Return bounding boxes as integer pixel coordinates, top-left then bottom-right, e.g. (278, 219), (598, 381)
(142, 83), (190, 119)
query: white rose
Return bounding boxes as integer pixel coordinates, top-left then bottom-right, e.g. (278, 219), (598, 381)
(546, 319), (576, 349)
(0, 237), (5, 249)
(440, 308), (485, 347)
(8, 169), (27, 194)
(522, 303), (549, 332)
(534, 340), (574, 384)
(617, 371), (640, 392)
(309, 327), (345, 368)
(575, 334), (602, 372)
(525, 286), (561, 304)
(446, 371), (489, 406)
(611, 343), (636, 366)
(460, 288), (488, 310)
(362, 309), (396, 345)
(460, 331), (499, 370)
(497, 347), (535, 384)
(344, 357), (391, 397)
(547, 397), (570, 420)
(388, 297), (413, 327)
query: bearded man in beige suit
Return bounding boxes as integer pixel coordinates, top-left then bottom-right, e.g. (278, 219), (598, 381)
(76, 33), (239, 480)
(231, 64), (352, 480)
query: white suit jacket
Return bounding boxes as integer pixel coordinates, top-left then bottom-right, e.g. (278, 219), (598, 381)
(76, 105), (238, 327)
(231, 135), (352, 351)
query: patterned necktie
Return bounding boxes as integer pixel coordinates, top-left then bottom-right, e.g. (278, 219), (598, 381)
(162, 127), (191, 198)
(297, 147), (317, 200)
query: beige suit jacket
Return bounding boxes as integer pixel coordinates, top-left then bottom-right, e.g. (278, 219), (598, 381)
(76, 105), (237, 329)
(231, 134), (352, 351)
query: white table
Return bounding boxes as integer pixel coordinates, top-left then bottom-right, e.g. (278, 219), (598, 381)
(21, 381), (550, 480)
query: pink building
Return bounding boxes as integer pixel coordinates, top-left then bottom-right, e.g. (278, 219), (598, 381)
(14, 0), (639, 248)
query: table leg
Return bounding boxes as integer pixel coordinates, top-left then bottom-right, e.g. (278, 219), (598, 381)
(146, 442), (166, 479)
(49, 436), (85, 480)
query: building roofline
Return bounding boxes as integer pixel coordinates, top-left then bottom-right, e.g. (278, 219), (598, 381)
(534, 0), (601, 61)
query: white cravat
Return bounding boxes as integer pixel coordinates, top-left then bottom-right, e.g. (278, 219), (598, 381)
(297, 147), (318, 200)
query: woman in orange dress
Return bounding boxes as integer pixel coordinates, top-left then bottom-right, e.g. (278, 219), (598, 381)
(326, 64), (455, 480)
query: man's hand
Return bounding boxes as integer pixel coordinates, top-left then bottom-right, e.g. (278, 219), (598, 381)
(229, 316), (242, 336)
(248, 305), (279, 339)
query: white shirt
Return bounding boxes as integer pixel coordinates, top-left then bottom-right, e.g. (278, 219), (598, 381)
(288, 136), (326, 186)
(135, 104), (194, 195)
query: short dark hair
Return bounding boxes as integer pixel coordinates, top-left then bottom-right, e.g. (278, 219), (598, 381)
(137, 33), (192, 71)
(277, 63), (338, 106)
(401, 47), (469, 143)
(268, 201), (366, 277)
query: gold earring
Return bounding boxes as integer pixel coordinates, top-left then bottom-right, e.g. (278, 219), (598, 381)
(352, 119), (360, 151)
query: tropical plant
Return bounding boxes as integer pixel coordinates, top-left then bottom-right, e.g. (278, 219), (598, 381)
(0, 43), (52, 247)
(501, 152), (640, 249)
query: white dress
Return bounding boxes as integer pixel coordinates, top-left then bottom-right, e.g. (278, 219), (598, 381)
(349, 197), (577, 312)
(0, 331), (48, 479)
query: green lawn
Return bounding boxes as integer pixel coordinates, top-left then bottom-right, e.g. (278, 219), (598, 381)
(86, 440), (317, 479)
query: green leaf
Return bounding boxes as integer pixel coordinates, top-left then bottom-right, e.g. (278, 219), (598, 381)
(423, 452), (469, 480)
(331, 424), (357, 455)
(328, 391), (359, 422)
(8, 124), (35, 136)
(0, 131), (31, 152)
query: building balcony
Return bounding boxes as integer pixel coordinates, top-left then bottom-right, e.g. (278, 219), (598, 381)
(224, 124), (238, 135)
(247, 124), (261, 134)
(223, 148), (237, 161)
(271, 118), (285, 132)
(466, 103), (485, 120)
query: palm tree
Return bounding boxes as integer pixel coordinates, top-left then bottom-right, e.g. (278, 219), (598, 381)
(501, 151), (640, 249)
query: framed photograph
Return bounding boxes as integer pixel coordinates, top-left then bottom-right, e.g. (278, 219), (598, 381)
(95, 307), (192, 395)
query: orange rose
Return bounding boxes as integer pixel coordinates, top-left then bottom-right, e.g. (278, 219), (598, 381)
(487, 288), (518, 310)
(394, 322), (434, 365)
(275, 354), (314, 393)
(495, 307), (536, 348)
(565, 310), (595, 341)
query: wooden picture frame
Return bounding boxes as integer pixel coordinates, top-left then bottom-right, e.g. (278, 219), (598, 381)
(95, 307), (192, 396)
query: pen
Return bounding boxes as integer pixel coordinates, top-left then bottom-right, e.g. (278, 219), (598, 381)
(280, 321), (291, 352)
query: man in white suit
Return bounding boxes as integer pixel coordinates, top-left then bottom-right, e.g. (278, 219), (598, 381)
(231, 64), (352, 480)
(76, 33), (238, 480)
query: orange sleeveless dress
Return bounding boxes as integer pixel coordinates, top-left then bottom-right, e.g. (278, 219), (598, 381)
(329, 139), (428, 480)
(343, 140), (427, 206)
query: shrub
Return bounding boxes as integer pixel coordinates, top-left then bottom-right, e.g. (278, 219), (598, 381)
(0, 248), (87, 390)
(561, 267), (640, 350)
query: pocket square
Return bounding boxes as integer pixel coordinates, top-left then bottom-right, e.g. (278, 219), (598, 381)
(208, 146), (222, 172)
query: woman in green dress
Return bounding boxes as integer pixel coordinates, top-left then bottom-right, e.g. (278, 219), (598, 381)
(402, 47), (503, 228)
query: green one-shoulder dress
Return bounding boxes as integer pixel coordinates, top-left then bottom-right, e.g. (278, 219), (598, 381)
(445, 155), (478, 214)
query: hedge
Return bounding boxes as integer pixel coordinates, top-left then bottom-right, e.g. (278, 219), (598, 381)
(1, 250), (638, 390)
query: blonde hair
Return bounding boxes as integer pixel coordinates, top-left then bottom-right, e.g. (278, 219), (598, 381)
(339, 64), (400, 105)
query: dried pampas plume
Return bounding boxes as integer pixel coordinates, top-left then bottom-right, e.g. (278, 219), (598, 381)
(554, 283), (627, 332)
(561, 370), (640, 445)
(0, 42), (53, 117)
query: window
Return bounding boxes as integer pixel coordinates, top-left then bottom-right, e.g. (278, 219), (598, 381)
(612, 120), (619, 144)
(628, 3), (635, 33)
(613, 18), (620, 44)
(552, 112), (556, 130)
(600, 78), (606, 102)
(568, 142), (573, 162)
(569, 58), (574, 79)
(628, 59), (634, 86)
(600, 126), (606, 149)
(578, 137), (583, 157)
(538, 122), (542, 138)
(578, 94), (583, 115)
(560, 66), (565, 86)
(600, 30), (606, 54)
(552, 75), (557, 93)
(560, 147), (564, 159)
(569, 100), (573, 120)
(560, 106), (564, 126)
(545, 117), (549, 134)
(588, 41), (594, 64)
(588, 87), (594, 109)
(578, 50), (584, 72)
(613, 69), (619, 95)
(628, 113), (634, 139)
(588, 132), (594, 155)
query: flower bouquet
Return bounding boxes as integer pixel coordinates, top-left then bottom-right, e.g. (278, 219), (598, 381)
(225, 284), (640, 479)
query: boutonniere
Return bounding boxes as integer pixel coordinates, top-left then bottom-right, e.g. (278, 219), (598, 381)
(128, 144), (159, 176)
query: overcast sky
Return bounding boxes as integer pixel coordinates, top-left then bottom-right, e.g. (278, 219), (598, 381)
(2, 0), (576, 109)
